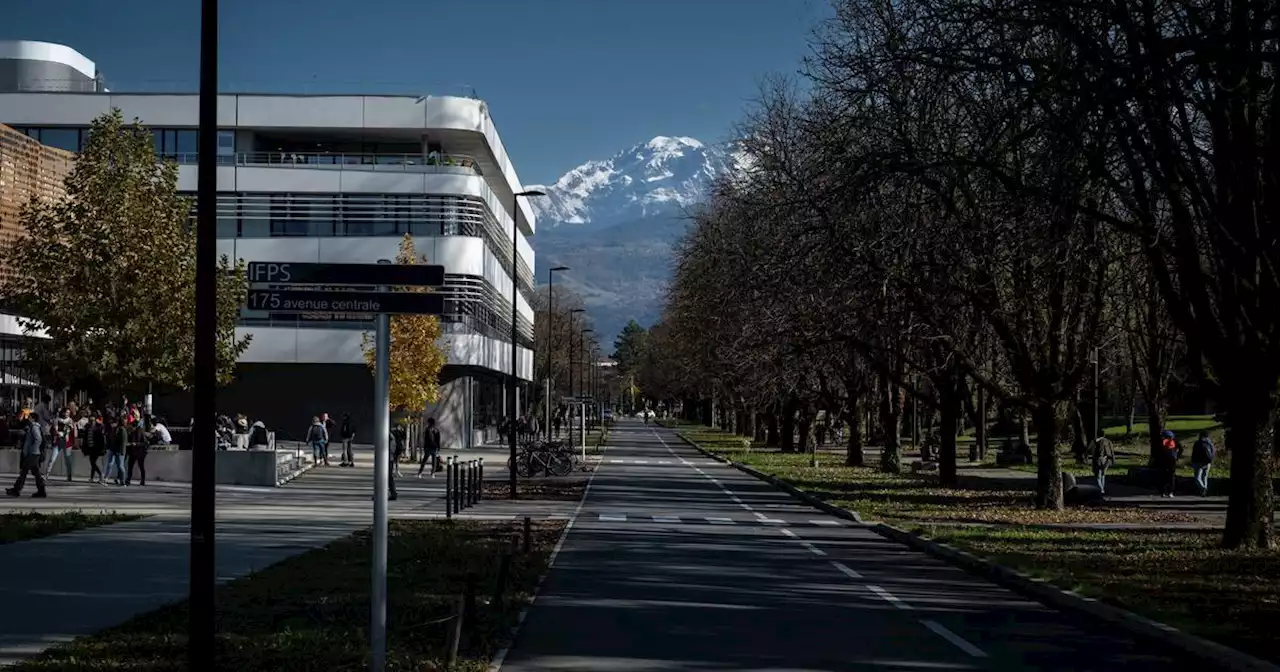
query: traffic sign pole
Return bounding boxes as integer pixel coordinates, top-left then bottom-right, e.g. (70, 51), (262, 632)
(371, 278), (391, 671)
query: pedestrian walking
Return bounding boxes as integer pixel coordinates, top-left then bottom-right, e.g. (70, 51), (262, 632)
(1090, 431), (1115, 496)
(126, 414), (148, 486)
(553, 412), (563, 439)
(46, 407), (75, 481)
(1190, 431), (1215, 496)
(416, 417), (442, 478)
(306, 416), (329, 466)
(391, 422), (407, 478)
(103, 416), (126, 486)
(6, 418), (47, 498)
(339, 414), (355, 467)
(85, 414), (105, 483)
(322, 413), (337, 465)
(1159, 429), (1180, 497)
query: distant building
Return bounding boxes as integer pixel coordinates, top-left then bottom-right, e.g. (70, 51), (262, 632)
(0, 122), (67, 406)
(0, 40), (105, 93)
(0, 40), (537, 445)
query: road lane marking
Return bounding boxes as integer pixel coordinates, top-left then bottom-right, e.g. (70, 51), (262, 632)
(652, 515), (681, 524)
(810, 519), (840, 526)
(801, 542), (826, 556)
(609, 459), (623, 463)
(705, 517), (734, 524)
(659, 460), (671, 464)
(922, 620), (988, 658)
(598, 514), (626, 522)
(831, 561), (863, 579)
(634, 460), (649, 464)
(758, 518), (786, 524)
(868, 585), (913, 610)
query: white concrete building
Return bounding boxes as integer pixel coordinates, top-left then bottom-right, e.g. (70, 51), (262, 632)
(0, 40), (536, 447)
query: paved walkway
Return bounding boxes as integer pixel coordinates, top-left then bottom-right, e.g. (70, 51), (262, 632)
(0, 444), (570, 666)
(499, 420), (1195, 671)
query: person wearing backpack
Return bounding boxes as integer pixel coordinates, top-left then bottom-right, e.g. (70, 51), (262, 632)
(339, 414), (356, 468)
(416, 417), (442, 478)
(1190, 431), (1215, 496)
(306, 416), (329, 466)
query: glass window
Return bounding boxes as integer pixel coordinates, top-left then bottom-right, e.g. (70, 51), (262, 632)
(269, 194), (307, 237)
(307, 195), (335, 237)
(216, 216), (239, 238)
(151, 129), (164, 154)
(176, 130), (197, 156)
(40, 128), (80, 152)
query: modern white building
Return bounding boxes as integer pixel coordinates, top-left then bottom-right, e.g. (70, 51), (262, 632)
(0, 40), (536, 447)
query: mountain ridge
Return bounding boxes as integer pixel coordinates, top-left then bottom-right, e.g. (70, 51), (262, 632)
(528, 135), (739, 342)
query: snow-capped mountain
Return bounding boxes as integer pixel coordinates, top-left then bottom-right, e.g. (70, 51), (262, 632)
(529, 135), (740, 342)
(528, 136), (738, 231)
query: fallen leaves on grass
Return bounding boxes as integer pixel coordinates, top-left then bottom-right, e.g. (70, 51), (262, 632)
(682, 431), (1196, 526)
(482, 480), (586, 501)
(916, 525), (1280, 664)
(14, 519), (565, 671)
(0, 511), (141, 545)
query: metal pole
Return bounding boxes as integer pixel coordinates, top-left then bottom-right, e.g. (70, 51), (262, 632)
(371, 297), (391, 672)
(569, 317), (576, 449)
(509, 194), (519, 501)
(189, 0), (218, 665)
(546, 270), (555, 438)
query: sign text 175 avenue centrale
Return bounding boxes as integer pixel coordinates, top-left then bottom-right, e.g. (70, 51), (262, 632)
(248, 289), (444, 315)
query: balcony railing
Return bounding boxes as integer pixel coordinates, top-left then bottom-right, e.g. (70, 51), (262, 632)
(165, 151), (481, 175)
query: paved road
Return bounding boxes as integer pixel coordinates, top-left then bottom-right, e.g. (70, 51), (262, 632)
(500, 420), (1196, 671)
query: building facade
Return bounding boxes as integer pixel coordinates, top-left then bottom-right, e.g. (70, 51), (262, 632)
(0, 40), (537, 447)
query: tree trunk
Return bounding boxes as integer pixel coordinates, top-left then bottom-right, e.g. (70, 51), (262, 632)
(938, 372), (961, 488)
(880, 374), (902, 473)
(797, 413), (812, 458)
(1032, 404), (1064, 510)
(1146, 403), (1165, 467)
(1221, 394), (1277, 549)
(1020, 410), (1031, 448)
(976, 383), (988, 461)
(743, 408), (756, 440)
(1071, 397), (1089, 465)
(780, 397), (796, 453)
(846, 394), (865, 467)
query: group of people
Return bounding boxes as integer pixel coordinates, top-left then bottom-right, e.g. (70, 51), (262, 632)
(6, 394), (174, 498)
(1089, 428), (1216, 497)
(303, 412), (445, 501)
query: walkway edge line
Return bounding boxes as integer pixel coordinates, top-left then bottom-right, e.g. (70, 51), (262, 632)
(872, 523), (1280, 672)
(488, 437), (609, 671)
(663, 424), (864, 524)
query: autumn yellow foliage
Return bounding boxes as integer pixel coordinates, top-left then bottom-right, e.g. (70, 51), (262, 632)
(363, 234), (447, 413)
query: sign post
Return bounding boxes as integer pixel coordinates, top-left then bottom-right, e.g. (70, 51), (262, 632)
(243, 260), (445, 672)
(371, 262), (392, 672)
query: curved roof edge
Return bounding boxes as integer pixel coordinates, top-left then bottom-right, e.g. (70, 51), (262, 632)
(0, 40), (97, 80)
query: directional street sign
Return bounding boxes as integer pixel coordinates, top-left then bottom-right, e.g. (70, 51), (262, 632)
(248, 289), (444, 315)
(247, 262), (445, 287)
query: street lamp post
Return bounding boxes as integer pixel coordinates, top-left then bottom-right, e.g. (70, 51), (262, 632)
(510, 189), (545, 501)
(580, 327), (594, 455)
(546, 266), (569, 437)
(567, 308), (584, 442)
(1092, 332), (1125, 442)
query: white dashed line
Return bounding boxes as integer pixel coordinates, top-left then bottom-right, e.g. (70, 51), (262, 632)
(705, 517), (734, 525)
(634, 460), (648, 464)
(810, 519), (840, 526)
(831, 561), (863, 579)
(598, 514), (626, 522)
(868, 585), (913, 610)
(801, 542), (826, 556)
(652, 515), (681, 524)
(922, 620), (988, 658)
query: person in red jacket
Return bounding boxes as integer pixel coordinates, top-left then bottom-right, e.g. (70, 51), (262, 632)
(1159, 430), (1180, 497)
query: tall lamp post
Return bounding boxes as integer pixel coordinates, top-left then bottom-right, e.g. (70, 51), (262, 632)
(510, 189), (545, 501)
(579, 328), (594, 449)
(567, 309), (584, 429)
(546, 266), (569, 437)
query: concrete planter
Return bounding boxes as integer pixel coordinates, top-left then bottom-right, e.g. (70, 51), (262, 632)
(0, 447), (302, 487)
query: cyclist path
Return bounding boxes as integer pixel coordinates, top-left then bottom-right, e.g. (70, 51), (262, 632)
(497, 418), (1195, 671)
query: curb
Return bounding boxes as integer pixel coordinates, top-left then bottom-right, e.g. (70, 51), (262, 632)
(872, 523), (1279, 672)
(275, 457), (317, 486)
(667, 428), (865, 525)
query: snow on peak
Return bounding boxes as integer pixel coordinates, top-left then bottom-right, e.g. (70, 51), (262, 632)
(528, 135), (738, 229)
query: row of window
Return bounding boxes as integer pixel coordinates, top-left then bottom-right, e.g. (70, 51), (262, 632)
(11, 125), (237, 158)
(207, 193), (486, 238)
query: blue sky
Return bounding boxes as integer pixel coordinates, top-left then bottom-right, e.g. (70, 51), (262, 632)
(3, 0), (828, 185)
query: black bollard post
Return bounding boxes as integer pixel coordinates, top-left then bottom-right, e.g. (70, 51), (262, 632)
(464, 460), (472, 508)
(471, 460), (479, 505)
(477, 457), (484, 502)
(453, 458), (462, 512)
(445, 456), (453, 520)
(523, 516), (531, 554)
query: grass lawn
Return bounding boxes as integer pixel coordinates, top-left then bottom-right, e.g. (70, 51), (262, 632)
(12, 519), (565, 671)
(672, 423), (1194, 526)
(0, 511), (141, 545)
(913, 524), (1280, 664)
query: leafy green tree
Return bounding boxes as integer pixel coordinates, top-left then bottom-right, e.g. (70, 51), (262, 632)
(0, 109), (251, 393)
(612, 320), (650, 380)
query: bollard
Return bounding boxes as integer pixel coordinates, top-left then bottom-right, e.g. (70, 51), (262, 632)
(465, 460), (473, 508)
(477, 458), (484, 502)
(447, 593), (464, 666)
(453, 458), (463, 513)
(445, 456), (454, 520)
(523, 516), (531, 554)
(471, 460), (479, 505)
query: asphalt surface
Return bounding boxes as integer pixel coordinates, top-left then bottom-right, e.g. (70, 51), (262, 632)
(499, 419), (1195, 671)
